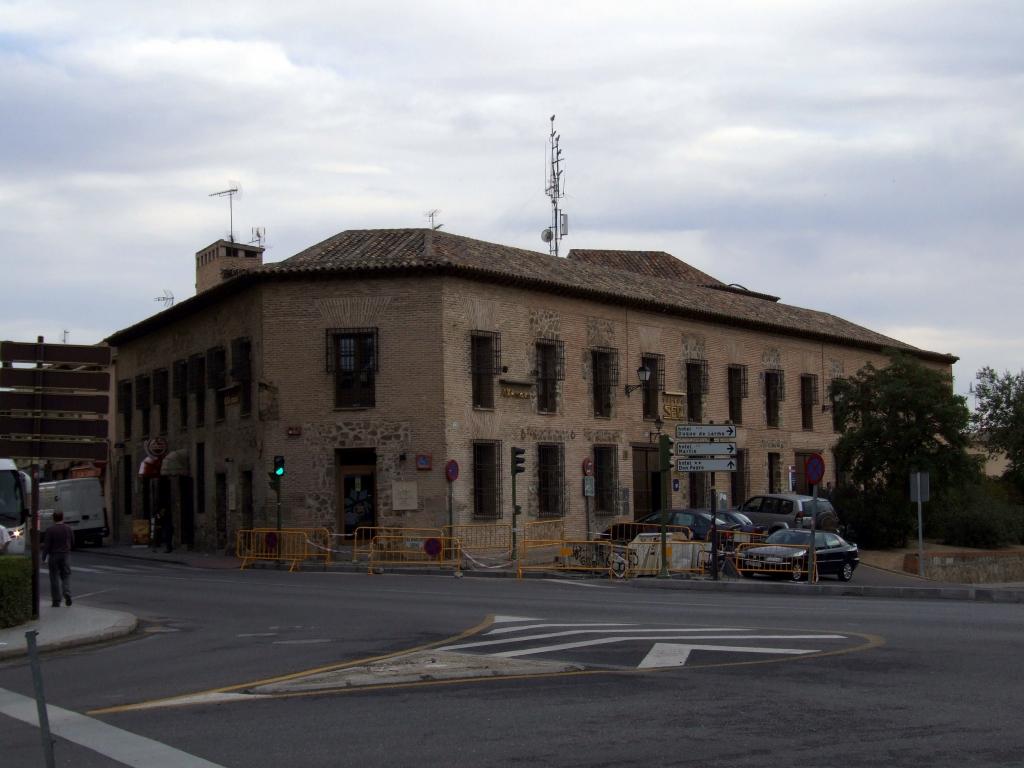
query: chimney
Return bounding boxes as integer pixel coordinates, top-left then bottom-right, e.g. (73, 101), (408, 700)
(195, 240), (265, 294)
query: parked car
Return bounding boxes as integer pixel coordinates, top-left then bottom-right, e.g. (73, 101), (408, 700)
(735, 528), (859, 581)
(736, 493), (839, 533)
(717, 510), (766, 535)
(600, 509), (737, 543)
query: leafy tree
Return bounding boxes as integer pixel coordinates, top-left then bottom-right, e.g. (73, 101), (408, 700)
(829, 352), (980, 547)
(971, 367), (1024, 500)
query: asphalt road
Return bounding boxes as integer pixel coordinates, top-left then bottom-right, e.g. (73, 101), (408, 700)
(1, 553), (1022, 767)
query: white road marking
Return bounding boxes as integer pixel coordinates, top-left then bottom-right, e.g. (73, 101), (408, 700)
(541, 579), (613, 589)
(494, 636), (833, 660)
(272, 639), (331, 645)
(486, 622), (633, 636)
(443, 628), (748, 651)
(492, 615), (541, 623)
(0, 686), (229, 767)
(73, 588), (117, 600)
(89, 564), (140, 572)
(237, 632), (279, 638)
(121, 691), (270, 711)
(638, 642), (817, 668)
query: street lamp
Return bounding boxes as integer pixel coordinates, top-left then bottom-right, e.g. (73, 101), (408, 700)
(624, 365), (651, 397)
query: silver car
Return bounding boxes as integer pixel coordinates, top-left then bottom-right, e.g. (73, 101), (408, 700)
(737, 493), (839, 533)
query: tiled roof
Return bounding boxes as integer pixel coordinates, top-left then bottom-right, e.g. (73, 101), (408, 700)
(566, 249), (725, 286)
(108, 228), (955, 363)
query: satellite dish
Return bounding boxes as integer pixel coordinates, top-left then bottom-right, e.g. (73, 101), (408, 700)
(541, 228), (554, 243)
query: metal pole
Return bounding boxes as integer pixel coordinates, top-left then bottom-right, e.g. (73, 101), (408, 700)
(809, 486), (818, 583)
(511, 474), (518, 560)
(658, 469), (670, 578)
(916, 474), (925, 578)
(275, 482), (282, 569)
(26, 630), (57, 768)
(710, 476), (719, 580)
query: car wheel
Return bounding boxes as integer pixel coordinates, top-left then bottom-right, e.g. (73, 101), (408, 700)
(791, 567), (804, 582)
(838, 562), (854, 582)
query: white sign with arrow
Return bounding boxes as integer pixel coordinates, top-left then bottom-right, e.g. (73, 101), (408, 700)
(675, 442), (736, 456)
(675, 424), (737, 439)
(675, 458), (737, 472)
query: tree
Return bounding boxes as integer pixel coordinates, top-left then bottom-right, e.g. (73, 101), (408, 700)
(829, 352), (980, 547)
(972, 367), (1024, 499)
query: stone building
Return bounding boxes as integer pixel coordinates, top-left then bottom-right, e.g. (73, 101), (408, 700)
(104, 228), (956, 551)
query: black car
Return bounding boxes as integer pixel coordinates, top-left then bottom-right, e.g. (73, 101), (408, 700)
(600, 509), (737, 543)
(717, 510), (766, 534)
(735, 528), (859, 581)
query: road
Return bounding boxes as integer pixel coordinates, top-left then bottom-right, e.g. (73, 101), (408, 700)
(1, 553), (1022, 767)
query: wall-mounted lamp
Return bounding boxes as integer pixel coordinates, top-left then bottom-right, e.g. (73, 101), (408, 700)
(623, 365), (651, 397)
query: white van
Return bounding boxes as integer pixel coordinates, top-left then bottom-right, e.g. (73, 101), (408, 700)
(38, 477), (109, 547)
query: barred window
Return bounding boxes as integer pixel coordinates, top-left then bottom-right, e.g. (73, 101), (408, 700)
(764, 369), (785, 428)
(686, 360), (708, 422)
(117, 380), (133, 439)
(535, 339), (564, 414)
(591, 347), (619, 418)
(471, 331), (500, 409)
(172, 360), (189, 428)
(768, 452), (781, 494)
(153, 368), (169, 435)
(537, 443), (565, 517)
(730, 449), (750, 506)
(800, 374), (819, 430)
(593, 445), (617, 515)
(472, 441), (502, 518)
(231, 337), (253, 417)
(206, 346), (226, 390)
(188, 354), (206, 427)
(728, 364), (748, 424)
(134, 374), (151, 438)
(328, 328), (378, 408)
(641, 353), (664, 420)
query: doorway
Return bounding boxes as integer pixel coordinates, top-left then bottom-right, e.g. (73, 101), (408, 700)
(336, 448), (377, 537)
(631, 447), (661, 520)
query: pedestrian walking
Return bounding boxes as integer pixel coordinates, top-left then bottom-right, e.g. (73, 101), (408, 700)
(42, 510), (74, 607)
(0, 523), (11, 554)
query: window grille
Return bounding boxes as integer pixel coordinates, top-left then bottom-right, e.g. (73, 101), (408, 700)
(230, 337), (252, 381)
(471, 332), (500, 409)
(153, 368), (169, 406)
(591, 347), (619, 417)
(117, 380), (133, 415)
(326, 328), (378, 373)
(329, 328), (378, 408)
(537, 443), (565, 518)
(686, 358), (709, 394)
(641, 353), (665, 420)
(472, 441), (503, 518)
(593, 445), (618, 515)
(134, 375), (151, 409)
(187, 354), (205, 394)
(728, 365), (747, 424)
(206, 346), (226, 390)
(535, 339), (564, 413)
(171, 360), (188, 398)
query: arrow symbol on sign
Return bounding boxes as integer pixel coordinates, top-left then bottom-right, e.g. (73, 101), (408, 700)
(638, 642), (819, 669)
(727, 460), (736, 469)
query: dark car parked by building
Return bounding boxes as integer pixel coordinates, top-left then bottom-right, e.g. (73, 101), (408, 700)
(600, 509), (736, 543)
(737, 493), (839, 533)
(735, 528), (859, 581)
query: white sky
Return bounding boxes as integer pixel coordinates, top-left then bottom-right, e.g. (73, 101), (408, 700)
(2, 1), (1022, 399)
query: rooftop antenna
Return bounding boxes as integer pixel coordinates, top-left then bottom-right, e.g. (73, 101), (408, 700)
(62, 330), (70, 344)
(154, 289), (175, 309)
(542, 114), (568, 257)
(208, 181), (241, 242)
(425, 209), (443, 230)
(250, 227), (266, 248)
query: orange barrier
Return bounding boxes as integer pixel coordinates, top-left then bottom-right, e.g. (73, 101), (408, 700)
(368, 534), (461, 573)
(517, 539), (614, 579)
(733, 542), (811, 580)
(621, 534), (710, 577)
(236, 528), (332, 572)
(443, 522), (513, 562)
(351, 527), (444, 563)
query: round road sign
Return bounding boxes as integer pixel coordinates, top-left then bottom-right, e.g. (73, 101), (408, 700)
(423, 537), (442, 557)
(146, 437), (168, 458)
(445, 459), (459, 483)
(805, 453), (826, 486)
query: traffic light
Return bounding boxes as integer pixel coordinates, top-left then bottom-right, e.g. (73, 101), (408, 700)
(511, 447), (526, 476)
(273, 455), (286, 477)
(658, 434), (674, 472)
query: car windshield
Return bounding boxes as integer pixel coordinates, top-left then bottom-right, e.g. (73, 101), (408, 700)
(727, 511), (754, 526)
(765, 529), (810, 545)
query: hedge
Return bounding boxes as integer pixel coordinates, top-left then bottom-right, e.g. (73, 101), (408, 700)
(0, 555), (33, 628)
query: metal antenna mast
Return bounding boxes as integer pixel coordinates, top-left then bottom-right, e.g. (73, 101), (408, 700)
(425, 209), (444, 230)
(542, 115), (568, 257)
(209, 185), (240, 242)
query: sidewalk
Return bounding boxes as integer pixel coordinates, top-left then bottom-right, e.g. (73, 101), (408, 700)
(0, 603), (136, 661)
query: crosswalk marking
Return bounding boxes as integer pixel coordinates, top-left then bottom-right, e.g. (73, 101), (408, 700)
(443, 627), (747, 651)
(489, 634), (845, 659)
(638, 642), (816, 668)
(485, 622), (633, 636)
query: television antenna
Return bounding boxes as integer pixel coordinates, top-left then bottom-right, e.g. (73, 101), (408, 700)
(208, 180), (242, 242)
(154, 289), (175, 309)
(542, 114), (568, 257)
(425, 209), (443, 230)
(250, 227), (266, 248)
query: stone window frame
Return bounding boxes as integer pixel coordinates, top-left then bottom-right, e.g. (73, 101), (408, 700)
(800, 373), (819, 431)
(536, 442), (565, 518)
(593, 445), (618, 515)
(590, 346), (619, 418)
(685, 359), (709, 422)
(727, 364), (748, 424)
(534, 338), (565, 414)
(326, 327), (379, 410)
(472, 440), (503, 519)
(641, 353), (665, 420)
(470, 331), (501, 410)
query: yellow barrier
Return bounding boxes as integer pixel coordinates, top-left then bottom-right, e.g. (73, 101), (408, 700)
(443, 522), (513, 562)
(606, 523), (693, 542)
(237, 528), (333, 572)
(351, 527), (444, 563)
(733, 542), (811, 580)
(517, 539), (614, 579)
(368, 535), (461, 573)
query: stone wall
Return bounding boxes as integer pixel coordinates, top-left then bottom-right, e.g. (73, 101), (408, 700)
(904, 551), (1024, 583)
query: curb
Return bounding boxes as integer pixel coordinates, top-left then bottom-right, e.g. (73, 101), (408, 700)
(0, 611), (138, 661)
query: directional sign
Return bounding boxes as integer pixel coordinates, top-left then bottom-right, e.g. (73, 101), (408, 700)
(675, 442), (736, 457)
(675, 458), (737, 473)
(0, 368), (109, 392)
(675, 424), (737, 439)
(0, 438), (108, 461)
(1, 341), (112, 366)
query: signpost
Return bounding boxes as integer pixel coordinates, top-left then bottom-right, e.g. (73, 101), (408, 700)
(804, 453), (826, 584)
(672, 423), (738, 582)
(910, 470), (930, 578)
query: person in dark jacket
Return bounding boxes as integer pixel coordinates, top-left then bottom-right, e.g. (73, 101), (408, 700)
(160, 507), (174, 553)
(42, 510), (74, 607)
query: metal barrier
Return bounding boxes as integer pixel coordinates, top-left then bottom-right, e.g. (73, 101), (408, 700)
(237, 528), (332, 572)
(351, 527), (444, 562)
(368, 534), (461, 573)
(605, 523), (693, 542)
(443, 522), (513, 562)
(517, 539), (614, 579)
(717, 529), (768, 549)
(732, 542), (810, 579)
(521, 518), (565, 546)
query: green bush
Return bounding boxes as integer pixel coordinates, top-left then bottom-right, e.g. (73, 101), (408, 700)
(932, 481), (1024, 548)
(833, 486), (914, 549)
(0, 555), (33, 628)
